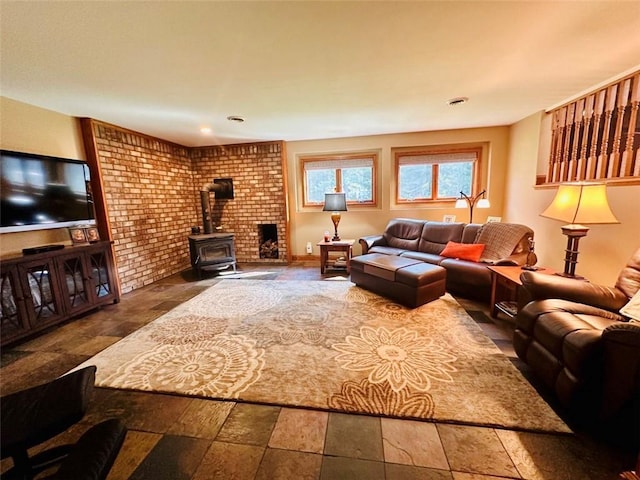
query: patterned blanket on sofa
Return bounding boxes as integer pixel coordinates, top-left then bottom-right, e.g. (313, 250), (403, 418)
(474, 222), (530, 263)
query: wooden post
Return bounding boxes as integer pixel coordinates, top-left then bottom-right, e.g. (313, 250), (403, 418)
(548, 110), (561, 182)
(560, 104), (574, 182)
(577, 94), (594, 181)
(586, 89), (606, 179)
(569, 98), (584, 181)
(607, 78), (631, 178)
(596, 84), (618, 179)
(620, 74), (639, 177)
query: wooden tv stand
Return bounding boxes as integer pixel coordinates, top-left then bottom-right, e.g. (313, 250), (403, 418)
(0, 241), (119, 346)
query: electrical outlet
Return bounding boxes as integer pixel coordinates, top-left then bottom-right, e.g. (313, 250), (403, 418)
(306, 242), (313, 254)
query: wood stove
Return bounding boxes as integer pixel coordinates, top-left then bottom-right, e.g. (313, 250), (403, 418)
(188, 233), (236, 278)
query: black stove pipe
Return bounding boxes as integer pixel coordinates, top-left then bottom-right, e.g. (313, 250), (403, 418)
(200, 179), (233, 234)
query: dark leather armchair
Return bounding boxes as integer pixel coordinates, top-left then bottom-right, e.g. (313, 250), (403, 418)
(513, 248), (640, 439)
(42, 418), (127, 480)
(1, 366), (127, 480)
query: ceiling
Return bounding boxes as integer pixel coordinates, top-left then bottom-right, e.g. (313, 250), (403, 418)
(2, 2), (640, 147)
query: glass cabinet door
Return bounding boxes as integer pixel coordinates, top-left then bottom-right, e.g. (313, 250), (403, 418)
(18, 259), (64, 329)
(0, 266), (30, 343)
(58, 253), (94, 315)
(88, 248), (116, 302)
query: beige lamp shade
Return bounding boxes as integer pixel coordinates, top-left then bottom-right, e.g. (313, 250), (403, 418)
(540, 183), (619, 226)
(476, 198), (490, 209)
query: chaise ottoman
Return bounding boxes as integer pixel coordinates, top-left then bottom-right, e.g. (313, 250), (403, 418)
(350, 253), (446, 308)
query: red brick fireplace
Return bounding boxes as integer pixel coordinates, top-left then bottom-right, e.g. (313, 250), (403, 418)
(84, 119), (288, 293)
(191, 142), (288, 264)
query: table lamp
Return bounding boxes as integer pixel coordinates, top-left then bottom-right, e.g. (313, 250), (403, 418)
(323, 193), (348, 241)
(541, 182), (619, 278)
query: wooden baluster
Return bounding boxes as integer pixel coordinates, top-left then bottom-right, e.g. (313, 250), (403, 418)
(577, 95), (594, 181)
(560, 104), (575, 182)
(548, 110), (561, 182)
(569, 98), (584, 181)
(552, 108), (567, 183)
(596, 84), (618, 179)
(620, 74), (640, 177)
(607, 78), (631, 178)
(587, 89), (606, 179)
(547, 112), (556, 182)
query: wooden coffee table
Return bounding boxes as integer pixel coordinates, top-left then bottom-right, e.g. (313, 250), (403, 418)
(487, 265), (555, 319)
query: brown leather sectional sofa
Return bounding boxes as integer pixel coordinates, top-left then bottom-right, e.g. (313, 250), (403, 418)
(514, 248), (640, 441)
(358, 218), (535, 301)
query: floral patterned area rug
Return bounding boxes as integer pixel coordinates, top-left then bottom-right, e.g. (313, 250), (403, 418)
(78, 280), (570, 433)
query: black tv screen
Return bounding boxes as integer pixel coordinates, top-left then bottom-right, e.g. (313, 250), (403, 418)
(1, 150), (95, 233)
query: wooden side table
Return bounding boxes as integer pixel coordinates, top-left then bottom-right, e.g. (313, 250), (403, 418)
(317, 240), (354, 274)
(487, 265), (555, 319)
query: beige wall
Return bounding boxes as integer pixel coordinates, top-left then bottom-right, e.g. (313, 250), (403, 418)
(0, 97), (87, 254)
(286, 127), (510, 257)
(505, 111), (639, 286)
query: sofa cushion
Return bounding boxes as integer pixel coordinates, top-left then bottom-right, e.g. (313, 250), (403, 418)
(562, 327), (605, 377)
(530, 302), (620, 357)
(416, 222), (465, 254)
(474, 222), (532, 263)
(399, 251), (443, 265)
(382, 218), (425, 251)
(369, 246), (408, 256)
(462, 224), (483, 243)
(439, 257), (492, 288)
(440, 241), (485, 262)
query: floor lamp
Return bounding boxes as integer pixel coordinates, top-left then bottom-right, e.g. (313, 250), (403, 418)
(541, 182), (619, 278)
(323, 192), (348, 241)
(455, 190), (490, 223)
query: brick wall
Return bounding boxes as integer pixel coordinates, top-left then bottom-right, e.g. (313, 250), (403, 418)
(89, 123), (287, 293)
(92, 123), (197, 293)
(191, 142), (287, 263)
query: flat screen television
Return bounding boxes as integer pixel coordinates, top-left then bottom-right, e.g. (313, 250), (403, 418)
(1, 150), (95, 233)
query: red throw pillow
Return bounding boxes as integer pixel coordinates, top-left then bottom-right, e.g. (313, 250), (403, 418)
(440, 241), (485, 262)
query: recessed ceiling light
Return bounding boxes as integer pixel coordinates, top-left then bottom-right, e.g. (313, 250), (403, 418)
(447, 97), (468, 106)
(227, 115), (245, 123)
(200, 127), (212, 134)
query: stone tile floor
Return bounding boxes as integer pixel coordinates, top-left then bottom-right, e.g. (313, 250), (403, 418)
(1, 263), (636, 479)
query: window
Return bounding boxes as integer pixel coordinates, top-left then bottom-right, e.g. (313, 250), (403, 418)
(546, 70), (639, 183)
(301, 152), (377, 206)
(394, 148), (481, 203)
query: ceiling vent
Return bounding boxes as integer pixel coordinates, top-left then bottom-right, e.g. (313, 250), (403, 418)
(447, 97), (468, 106)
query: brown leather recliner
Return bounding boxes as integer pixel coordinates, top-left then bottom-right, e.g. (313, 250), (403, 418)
(514, 248), (640, 438)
